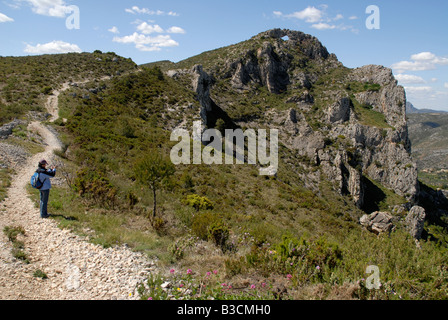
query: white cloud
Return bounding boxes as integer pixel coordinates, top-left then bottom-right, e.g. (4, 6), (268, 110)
(411, 52), (437, 61)
(18, 0), (74, 18)
(125, 6), (155, 14)
(349, 16), (358, 20)
(108, 26), (119, 34)
(24, 40), (82, 54)
(392, 52), (448, 73)
(285, 6), (323, 23)
(136, 22), (164, 34)
(395, 74), (426, 84)
(274, 6), (357, 33)
(404, 86), (433, 94)
(0, 12), (14, 22)
(311, 23), (336, 30)
(445, 83), (448, 89)
(125, 6), (178, 16)
(333, 14), (344, 21)
(113, 32), (178, 52)
(166, 26), (185, 34)
(118, 7), (184, 53)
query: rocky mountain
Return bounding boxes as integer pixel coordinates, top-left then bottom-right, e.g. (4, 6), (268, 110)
(164, 29), (419, 209)
(406, 101), (447, 114)
(3, 28), (448, 300)
(408, 112), (448, 171)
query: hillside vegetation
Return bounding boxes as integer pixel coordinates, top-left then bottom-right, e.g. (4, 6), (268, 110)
(0, 51), (137, 125)
(408, 113), (448, 170)
(2, 29), (448, 300)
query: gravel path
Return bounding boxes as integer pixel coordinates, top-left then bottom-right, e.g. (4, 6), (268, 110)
(0, 84), (155, 300)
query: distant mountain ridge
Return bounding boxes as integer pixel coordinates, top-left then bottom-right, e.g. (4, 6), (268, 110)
(408, 112), (448, 170)
(406, 101), (447, 114)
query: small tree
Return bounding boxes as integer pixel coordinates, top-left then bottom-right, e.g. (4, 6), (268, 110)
(134, 152), (175, 219)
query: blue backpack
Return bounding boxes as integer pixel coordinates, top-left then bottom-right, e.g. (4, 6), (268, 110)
(31, 172), (46, 189)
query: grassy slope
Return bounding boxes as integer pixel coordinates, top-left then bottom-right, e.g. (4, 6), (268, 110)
(0, 52), (137, 125)
(1, 40), (446, 299)
(47, 61), (448, 299)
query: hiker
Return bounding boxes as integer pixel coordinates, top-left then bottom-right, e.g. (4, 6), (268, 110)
(36, 159), (56, 219)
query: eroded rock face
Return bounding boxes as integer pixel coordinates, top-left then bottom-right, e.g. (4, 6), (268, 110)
(405, 206), (426, 240)
(228, 29), (334, 94)
(191, 65), (236, 132)
(185, 29), (420, 208)
(326, 97), (352, 124)
(0, 120), (27, 139)
(230, 42), (291, 94)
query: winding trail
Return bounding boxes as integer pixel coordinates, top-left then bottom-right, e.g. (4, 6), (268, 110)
(0, 82), (154, 300)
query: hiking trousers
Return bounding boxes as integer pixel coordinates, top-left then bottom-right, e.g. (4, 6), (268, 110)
(39, 189), (50, 218)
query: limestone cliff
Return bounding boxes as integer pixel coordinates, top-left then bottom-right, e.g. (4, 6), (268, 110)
(170, 29), (420, 210)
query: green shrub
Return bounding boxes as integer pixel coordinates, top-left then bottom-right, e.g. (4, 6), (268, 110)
(33, 269), (48, 279)
(184, 194), (214, 211)
(191, 211), (220, 241)
(179, 172), (194, 191)
(3, 226), (25, 243)
(246, 235), (343, 283)
(12, 248), (30, 264)
(208, 221), (230, 251)
(41, 86), (53, 95)
(73, 168), (118, 209)
(169, 236), (195, 261)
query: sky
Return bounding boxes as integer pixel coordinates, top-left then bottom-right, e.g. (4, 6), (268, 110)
(1, 0), (447, 111)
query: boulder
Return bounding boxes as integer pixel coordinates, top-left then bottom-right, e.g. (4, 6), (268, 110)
(360, 211), (394, 235)
(405, 206), (426, 240)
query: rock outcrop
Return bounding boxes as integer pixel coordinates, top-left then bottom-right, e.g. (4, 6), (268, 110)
(405, 206), (426, 240)
(360, 211), (395, 235)
(173, 28), (420, 209)
(0, 120), (26, 139)
(191, 65), (237, 134)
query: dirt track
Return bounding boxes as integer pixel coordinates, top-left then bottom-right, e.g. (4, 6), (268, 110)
(0, 83), (154, 300)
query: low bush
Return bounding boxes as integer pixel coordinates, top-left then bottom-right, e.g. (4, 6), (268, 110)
(184, 194), (214, 211)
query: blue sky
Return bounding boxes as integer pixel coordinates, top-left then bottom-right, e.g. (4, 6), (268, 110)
(1, 0), (447, 111)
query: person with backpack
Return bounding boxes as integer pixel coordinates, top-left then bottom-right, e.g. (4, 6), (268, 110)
(33, 159), (57, 219)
